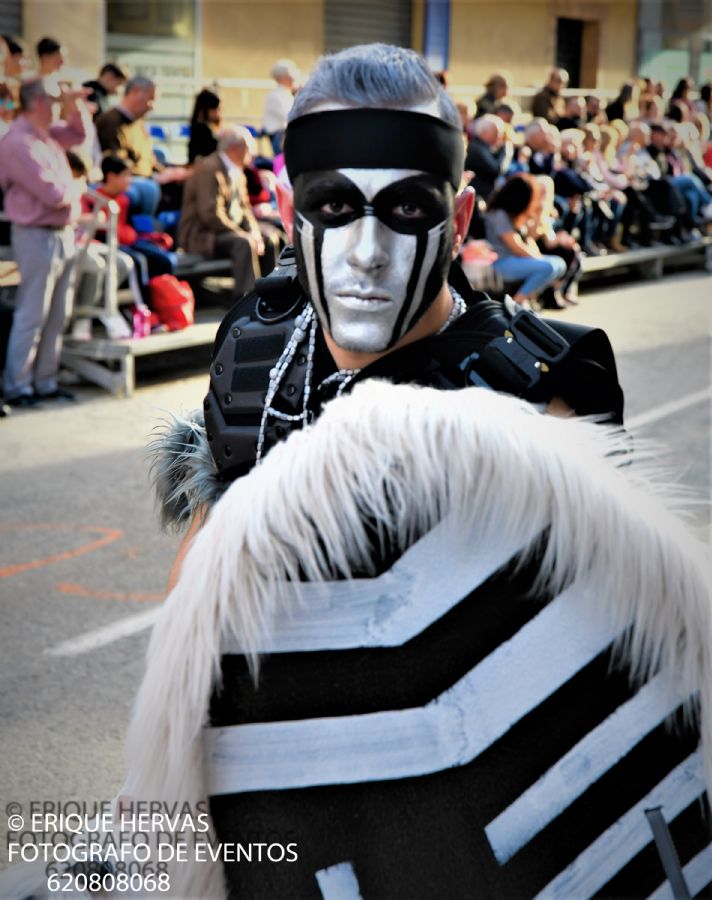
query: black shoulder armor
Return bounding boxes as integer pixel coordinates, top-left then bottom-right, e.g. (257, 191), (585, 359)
(203, 248), (308, 482)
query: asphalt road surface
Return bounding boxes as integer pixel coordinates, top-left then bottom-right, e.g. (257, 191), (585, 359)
(1, 269), (709, 873)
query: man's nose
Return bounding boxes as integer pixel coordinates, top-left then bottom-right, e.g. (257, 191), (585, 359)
(345, 215), (389, 272)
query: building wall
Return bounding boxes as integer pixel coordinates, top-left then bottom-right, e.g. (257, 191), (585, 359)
(448, 0), (638, 98)
(23, 0), (103, 80)
(200, 0), (324, 123)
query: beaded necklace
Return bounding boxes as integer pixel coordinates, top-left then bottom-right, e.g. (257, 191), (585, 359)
(255, 289), (466, 464)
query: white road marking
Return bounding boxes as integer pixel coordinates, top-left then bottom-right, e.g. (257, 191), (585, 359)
(627, 388), (711, 430)
(44, 608), (159, 657)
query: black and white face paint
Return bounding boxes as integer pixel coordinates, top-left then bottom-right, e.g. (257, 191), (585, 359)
(284, 108), (465, 353)
(293, 168), (454, 352)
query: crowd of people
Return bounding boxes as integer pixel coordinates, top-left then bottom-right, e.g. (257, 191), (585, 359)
(0, 30), (710, 410)
(459, 66), (712, 308)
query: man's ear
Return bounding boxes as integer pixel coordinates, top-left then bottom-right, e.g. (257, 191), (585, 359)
(275, 180), (295, 244)
(452, 185), (475, 259)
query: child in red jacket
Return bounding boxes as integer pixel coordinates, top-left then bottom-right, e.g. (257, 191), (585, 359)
(97, 156), (173, 302)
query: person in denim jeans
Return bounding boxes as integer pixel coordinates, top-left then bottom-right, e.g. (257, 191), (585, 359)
(484, 174), (566, 307)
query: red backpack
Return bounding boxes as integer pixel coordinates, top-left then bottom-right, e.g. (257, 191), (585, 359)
(149, 275), (195, 331)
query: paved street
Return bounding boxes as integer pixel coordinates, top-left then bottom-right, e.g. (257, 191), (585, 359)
(0, 269), (710, 870)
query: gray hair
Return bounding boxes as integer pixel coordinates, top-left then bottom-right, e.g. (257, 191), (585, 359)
(471, 114), (503, 138)
(271, 58), (299, 81)
(289, 43), (461, 129)
(19, 77), (57, 110)
(525, 117), (550, 140)
(125, 75), (155, 94)
(218, 125), (255, 153)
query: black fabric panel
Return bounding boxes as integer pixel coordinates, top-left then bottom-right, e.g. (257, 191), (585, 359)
(210, 554), (549, 726)
(234, 334), (286, 364)
(211, 700), (701, 898)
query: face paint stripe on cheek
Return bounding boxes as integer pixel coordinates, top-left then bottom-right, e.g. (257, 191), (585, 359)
(406, 221), (447, 332)
(389, 230), (428, 346)
(297, 215), (331, 330)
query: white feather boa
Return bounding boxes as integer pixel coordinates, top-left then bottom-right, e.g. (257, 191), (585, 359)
(63, 383), (712, 897)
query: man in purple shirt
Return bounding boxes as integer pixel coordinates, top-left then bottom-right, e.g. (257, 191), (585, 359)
(0, 77), (87, 406)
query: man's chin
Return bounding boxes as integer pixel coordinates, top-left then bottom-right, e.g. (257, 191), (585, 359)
(329, 326), (393, 357)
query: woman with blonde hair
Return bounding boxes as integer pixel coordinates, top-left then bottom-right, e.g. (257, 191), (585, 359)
(531, 176), (582, 307)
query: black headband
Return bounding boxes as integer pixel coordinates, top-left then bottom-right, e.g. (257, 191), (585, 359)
(284, 108), (465, 191)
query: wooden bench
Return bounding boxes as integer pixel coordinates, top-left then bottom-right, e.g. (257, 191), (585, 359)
(61, 313), (222, 397)
(579, 235), (712, 281)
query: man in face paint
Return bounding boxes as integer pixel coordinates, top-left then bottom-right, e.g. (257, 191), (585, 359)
(276, 85), (474, 370)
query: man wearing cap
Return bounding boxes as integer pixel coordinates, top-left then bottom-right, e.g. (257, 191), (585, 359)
(0, 78), (88, 406)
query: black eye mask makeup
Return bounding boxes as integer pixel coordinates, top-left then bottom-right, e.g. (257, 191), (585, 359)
(294, 172), (453, 235)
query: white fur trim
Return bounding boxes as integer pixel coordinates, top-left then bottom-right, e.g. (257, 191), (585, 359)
(121, 381), (711, 898)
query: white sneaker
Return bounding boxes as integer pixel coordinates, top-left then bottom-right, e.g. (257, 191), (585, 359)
(701, 202), (712, 221)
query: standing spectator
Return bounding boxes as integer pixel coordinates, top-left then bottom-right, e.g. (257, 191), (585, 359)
(36, 37), (65, 79)
(188, 88), (221, 164)
(1, 35), (27, 99)
(0, 83), (14, 138)
(179, 127), (277, 297)
(82, 62), (128, 118)
(0, 78), (87, 407)
(474, 73), (508, 118)
(531, 68), (568, 123)
(484, 174), (566, 307)
(464, 114), (506, 202)
(263, 59), (299, 155)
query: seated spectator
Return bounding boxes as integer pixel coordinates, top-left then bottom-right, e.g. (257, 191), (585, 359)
(178, 127), (279, 298)
(578, 125), (629, 245)
(464, 114), (506, 203)
(94, 155), (174, 303)
(95, 75), (158, 178)
(531, 175), (582, 307)
(36, 36), (65, 81)
(0, 78), (87, 407)
(667, 100), (690, 124)
(95, 75), (188, 214)
(556, 95), (585, 131)
(531, 68), (568, 123)
(474, 73), (508, 118)
(619, 122), (685, 243)
(82, 62), (128, 118)
(524, 118), (558, 175)
(647, 122), (712, 223)
(188, 88), (220, 164)
(694, 83), (712, 118)
(640, 94), (665, 122)
(606, 82), (639, 123)
(483, 173), (566, 307)
(493, 101), (519, 127)
(455, 101), (470, 135)
(585, 94), (605, 125)
(668, 77), (694, 116)
(68, 151), (142, 331)
(263, 59), (299, 156)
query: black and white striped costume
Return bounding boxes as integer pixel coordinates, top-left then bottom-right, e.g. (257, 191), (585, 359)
(126, 381), (711, 899)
